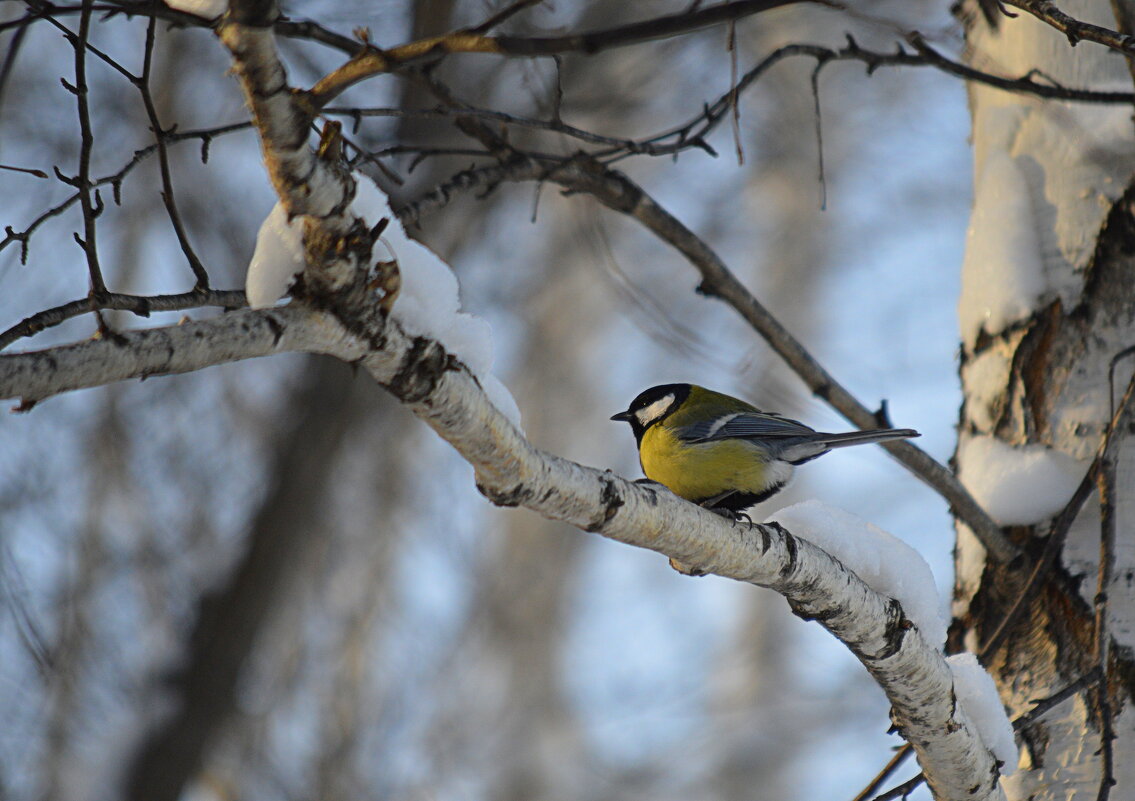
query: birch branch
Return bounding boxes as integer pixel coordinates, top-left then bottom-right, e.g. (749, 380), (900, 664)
(0, 7), (1009, 797)
(0, 303), (1004, 801)
(216, 0), (377, 303)
(0, 306), (348, 408)
(400, 156), (1018, 565)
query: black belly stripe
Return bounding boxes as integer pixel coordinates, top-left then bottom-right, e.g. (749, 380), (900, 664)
(693, 481), (786, 512)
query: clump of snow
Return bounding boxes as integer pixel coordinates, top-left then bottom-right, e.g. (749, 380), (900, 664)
(243, 176), (522, 428)
(947, 652), (1017, 775)
(246, 203), (305, 309)
(767, 500), (947, 649)
(351, 175), (522, 428)
(959, 151), (1047, 351)
(958, 435), (1083, 526)
(165, 0), (226, 19)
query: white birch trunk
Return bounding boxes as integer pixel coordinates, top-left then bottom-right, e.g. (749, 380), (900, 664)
(958, 1), (1135, 797)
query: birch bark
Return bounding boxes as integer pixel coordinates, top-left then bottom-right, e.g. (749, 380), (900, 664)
(956, 2), (1135, 797)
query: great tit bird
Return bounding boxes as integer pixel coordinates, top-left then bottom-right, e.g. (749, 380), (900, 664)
(611, 383), (919, 513)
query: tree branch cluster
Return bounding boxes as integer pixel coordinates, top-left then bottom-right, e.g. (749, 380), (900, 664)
(10, 0), (1135, 796)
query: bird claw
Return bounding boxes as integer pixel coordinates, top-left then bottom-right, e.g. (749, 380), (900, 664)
(701, 503), (753, 527)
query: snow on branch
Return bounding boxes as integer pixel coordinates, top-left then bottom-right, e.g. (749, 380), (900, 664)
(400, 153), (1019, 566)
(217, 1), (354, 227)
(0, 7), (1016, 797)
(0, 306), (352, 409)
(0, 301), (1006, 800)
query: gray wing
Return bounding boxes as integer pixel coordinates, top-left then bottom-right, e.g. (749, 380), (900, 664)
(677, 412), (818, 443)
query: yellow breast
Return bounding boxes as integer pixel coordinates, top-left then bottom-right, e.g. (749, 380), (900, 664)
(639, 425), (771, 503)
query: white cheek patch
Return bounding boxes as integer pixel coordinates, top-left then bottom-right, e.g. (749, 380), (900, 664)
(635, 393), (675, 426)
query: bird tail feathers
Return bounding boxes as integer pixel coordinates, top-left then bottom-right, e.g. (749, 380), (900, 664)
(818, 428), (919, 448)
(780, 428), (918, 464)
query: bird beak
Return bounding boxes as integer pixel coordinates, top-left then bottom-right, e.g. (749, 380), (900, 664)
(610, 410), (633, 422)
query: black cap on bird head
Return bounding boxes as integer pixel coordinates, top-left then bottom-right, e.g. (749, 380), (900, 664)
(611, 383), (692, 443)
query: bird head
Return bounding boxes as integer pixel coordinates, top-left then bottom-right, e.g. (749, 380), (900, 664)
(611, 383), (692, 442)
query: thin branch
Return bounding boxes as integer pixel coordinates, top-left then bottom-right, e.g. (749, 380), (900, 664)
(0, 302), (1006, 801)
(1093, 446), (1120, 800)
(1002, 0), (1135, 57)
(1014, 669), (1102, 730)
(11, 0), (366, 56)
(727, 21), (744, 165)
(323, 105), (658, 151)
(308, 0), (839, 106)
(0, 164), (48, 178)
(599, 34), (1135, 166)
(809, 58), (826, 209)
(396, 155), (1018, 563)
(851, 745), (914, 801)
(0, 289), (246, 352)
(870, 773), (925, 801)
(907, 32), (1135, 102)
(0, 121), (250, 263)
(0, 13), (30, 109)
(32, 2), (139, 82)
(70, 0), (107, 298)
(333, 31), (1135, 197)
(136, 2), (210, 288)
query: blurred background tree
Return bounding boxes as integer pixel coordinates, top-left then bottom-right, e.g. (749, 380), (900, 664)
(1, 0), (1101, 799)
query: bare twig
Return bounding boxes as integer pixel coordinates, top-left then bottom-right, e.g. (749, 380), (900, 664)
(69, 0), (107, 298)
(1, 121), (250, 262)
(1092, 452), (1116, 801)
(136, 3), (210, 288)
(596, 35), (1135, 167)
(0, 164), (48, 178)
(1002, 0), (1135, 56)
(907, 32), (1134, 102)
(809, 59), (826, 209)
(1086, 348), (1135, 801)
(1014, 669), (1102, 730)
(870, 773), (925, 801)
(31, 3), (138, 81)
(851, 745), (914, 801)
(727, 21), (744, 165)
(396, 155), (1017, 562)
(0, 13), (30, 109)
(0, 289), (246, 352)
(308, 0), (839, 106)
